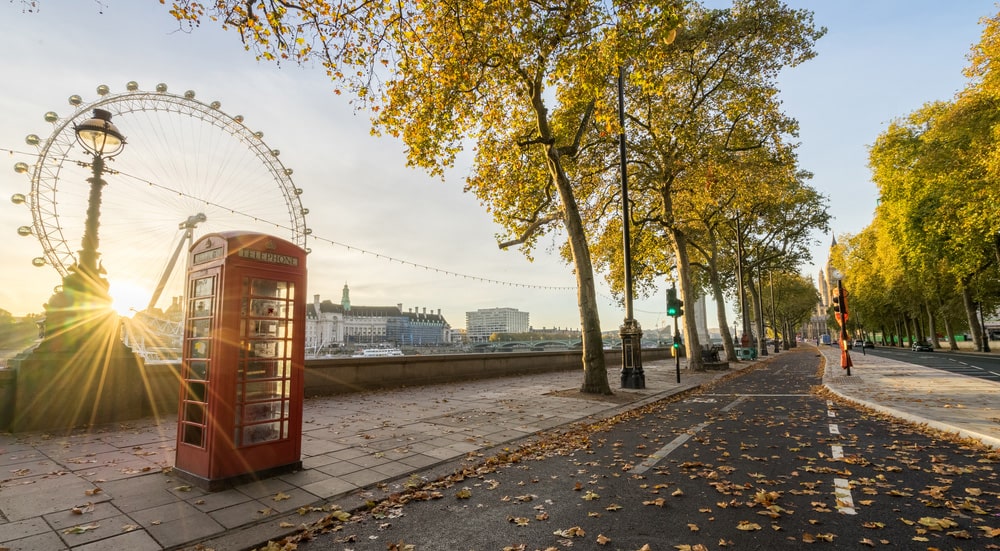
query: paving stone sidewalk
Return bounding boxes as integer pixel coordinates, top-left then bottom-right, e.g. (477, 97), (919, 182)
(0, 358), (732, 551)
(820, 345), (1000, 449)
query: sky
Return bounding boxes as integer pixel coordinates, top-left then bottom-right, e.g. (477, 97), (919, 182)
(0, 0), (995, 332)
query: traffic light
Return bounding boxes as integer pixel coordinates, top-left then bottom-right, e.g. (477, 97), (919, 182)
(667, 287), (678, 317)
(832, 292), (849, 325)
(672, 333), (681, 349)
(675, 297), (684, 318)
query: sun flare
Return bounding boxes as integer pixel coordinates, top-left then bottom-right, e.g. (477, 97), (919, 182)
(109, 279), (153, 317)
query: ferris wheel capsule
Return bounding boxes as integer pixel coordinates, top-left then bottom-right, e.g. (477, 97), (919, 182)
(14, 162), (29, 173)
(32, 257), (47, 267)
(18, 226), (33, 236)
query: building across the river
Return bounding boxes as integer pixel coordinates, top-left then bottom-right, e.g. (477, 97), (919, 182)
(306, 283), (452, 353)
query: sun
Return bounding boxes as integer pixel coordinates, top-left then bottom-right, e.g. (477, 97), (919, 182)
(109, 279), (153, 317)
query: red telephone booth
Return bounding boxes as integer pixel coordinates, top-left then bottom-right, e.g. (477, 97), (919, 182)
(174, 231), (306, 490)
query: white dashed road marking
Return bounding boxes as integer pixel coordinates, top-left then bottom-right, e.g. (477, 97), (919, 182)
(632, 396), (747, 475)
(834, 478), (857, 515)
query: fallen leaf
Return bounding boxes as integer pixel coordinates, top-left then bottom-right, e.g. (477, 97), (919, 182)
(736, 521), (761, 531)
(597, 534), (611, 545)
(918, 517), (958, 531)
(552, 526), (585, 538)
(273, 492), (291, 502)
(71, 503), (95, 515)
(62, 524), (100, 535)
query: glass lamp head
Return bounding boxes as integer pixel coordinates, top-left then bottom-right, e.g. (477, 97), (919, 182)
(74, 108), (126, 157)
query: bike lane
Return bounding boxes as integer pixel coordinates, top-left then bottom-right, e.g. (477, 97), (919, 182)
(294, 348), (1000, 550)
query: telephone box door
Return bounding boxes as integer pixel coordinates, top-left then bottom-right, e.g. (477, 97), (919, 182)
(175, 231), (306, 490)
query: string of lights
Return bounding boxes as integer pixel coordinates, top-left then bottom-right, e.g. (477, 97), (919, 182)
(119, 167), (580, 292)
(6, 145), (673, 311)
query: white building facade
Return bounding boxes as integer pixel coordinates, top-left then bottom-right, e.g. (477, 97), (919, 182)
(465, 307), (530, 342)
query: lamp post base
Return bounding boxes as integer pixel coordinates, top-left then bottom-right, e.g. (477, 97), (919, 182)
(620, 318), (645, 389)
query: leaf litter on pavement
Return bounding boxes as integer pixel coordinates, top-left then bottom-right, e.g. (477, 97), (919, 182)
(250, 358), (1000, 551)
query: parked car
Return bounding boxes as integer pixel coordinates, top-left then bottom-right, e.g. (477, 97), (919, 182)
(851, 339), (864, 349)
(911, 341), (933, 352)
(864, 341), (875, 348)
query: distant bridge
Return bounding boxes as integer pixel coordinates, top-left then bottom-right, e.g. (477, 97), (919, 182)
(470, 337), (670, 352)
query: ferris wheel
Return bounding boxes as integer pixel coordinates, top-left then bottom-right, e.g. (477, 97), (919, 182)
(12, 82), (310, 313)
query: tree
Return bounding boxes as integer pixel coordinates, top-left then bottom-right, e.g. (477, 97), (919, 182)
(166, 0), (689, 394)
(868, 92), (1000, 351)
(584, 0), (826, 365)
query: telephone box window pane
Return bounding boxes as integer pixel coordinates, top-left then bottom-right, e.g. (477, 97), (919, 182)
(251, 340), (278, 358)
(250, 299), (284, 318)
(192, 276), (215, 298)
(187, 382), (206, 403)
(182, 424), (204, 447)
(245, 360), (277, 379)
(246, 380), (282, 401)
(253, 320), (279, 337)
(191, 319), (211, 338)
(188, 361), (208, 380)
(190, 340), (210, 359)
(275, 360), (290, 379)
(243, 402), (282, 423)
(185, 403), (205, 424)
(251, 279), (284, 299)
(192, 298), (213, 318)
(243, 422), (281, 445)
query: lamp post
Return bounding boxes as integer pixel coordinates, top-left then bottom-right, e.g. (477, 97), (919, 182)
(12, 105), (146, 432)
(734, 213), (750, 354)
(769, 270), (779, 353)
(979, 302), (990, 353)
(756, 266), (767, 357)
(617, 66), (644, 389)
(67, 108), (126, 302)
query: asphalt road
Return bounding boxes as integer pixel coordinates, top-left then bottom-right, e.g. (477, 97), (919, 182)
(292, 348), (1000, 550)
(858, 345), (1000, 383)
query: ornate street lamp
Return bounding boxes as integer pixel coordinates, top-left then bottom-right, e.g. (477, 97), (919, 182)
(617, 66), (644, 389)
(68, 108), (126, 300)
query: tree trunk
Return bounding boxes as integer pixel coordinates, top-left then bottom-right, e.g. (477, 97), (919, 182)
(669, 229), (702, 371)
(925, 302), (940, 349)
(938, 295), (958, 351)
(747, 272), (766, 355)
(960, 283), (984, 353)
(708, 258), (736, 362)
(542, 145), (609, 394)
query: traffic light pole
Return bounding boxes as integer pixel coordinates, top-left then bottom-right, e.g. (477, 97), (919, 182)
(673, 315), (681, 383)
(838, 279), (852, 376)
